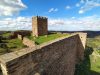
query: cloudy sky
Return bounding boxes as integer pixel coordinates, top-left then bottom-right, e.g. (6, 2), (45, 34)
(0, 0), (100, 31)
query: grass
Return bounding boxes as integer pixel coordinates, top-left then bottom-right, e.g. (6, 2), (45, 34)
(1, 32), (12, 37)
(0, 32), (70, 55)
(0, 32), (26, 55)
(90, 55), (100, 73)
(6, 38), (25, 51)
(0, 38), (26, 54)
(27, 33), (70, 45)
(87, 37), (100, 54)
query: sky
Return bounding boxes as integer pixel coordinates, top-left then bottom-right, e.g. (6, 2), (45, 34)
(0, 0), (100, 31)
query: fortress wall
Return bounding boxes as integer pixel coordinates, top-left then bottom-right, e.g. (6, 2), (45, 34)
(13, 31), (31, 38)
(17, 34), (36, 48)
(77, 33), (87, 49)
(73, 33), (87, 49)
(72, 33), (87, 63)
(0, 34), (86, 75)
(77, 33), (87, 62)
(23, 37), (35, 48)
(17, 34), (23, 40)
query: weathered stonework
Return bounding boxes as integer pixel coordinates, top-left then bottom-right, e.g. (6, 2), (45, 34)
(0, 33), (87, 75)
(17, 34), (23, 40)
(32, 16), (48, 37)
(22, 37), (36, 48)
(73, 32), (87, 48)
(13, 30), (31, 38)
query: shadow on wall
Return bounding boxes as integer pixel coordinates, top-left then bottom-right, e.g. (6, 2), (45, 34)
(90, 71), (100, 75)
(74, 46), (100, 75)
(0, 66), (3, 75)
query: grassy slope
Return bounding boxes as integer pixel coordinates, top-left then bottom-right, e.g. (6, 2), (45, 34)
(90, 55), (100, 73)
(0, 32), (25, 55)
(0, 32), (70, 55)
(87, 37), (100, 73)
(5, 38), (25, 51)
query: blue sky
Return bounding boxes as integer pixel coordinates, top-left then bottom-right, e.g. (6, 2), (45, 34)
(21, 0), (81, 18)
(20, 0), (100, 18)
(0, 0), (100, 31)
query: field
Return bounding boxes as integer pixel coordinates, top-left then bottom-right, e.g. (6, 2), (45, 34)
(0, 32), (26, 55)
(88, 36), (100, 74)
(0, 32), (70, 55)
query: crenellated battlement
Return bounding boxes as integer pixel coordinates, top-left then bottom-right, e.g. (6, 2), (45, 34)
(32, 16), (47, 20)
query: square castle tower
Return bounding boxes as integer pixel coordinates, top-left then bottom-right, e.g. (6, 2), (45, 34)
(32, 16), (48, 37)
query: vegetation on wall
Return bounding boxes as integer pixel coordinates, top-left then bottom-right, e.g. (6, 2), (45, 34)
(27, 33), (70, 45)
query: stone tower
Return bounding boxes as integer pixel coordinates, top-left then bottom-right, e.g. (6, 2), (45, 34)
(32, 16), (48, 37)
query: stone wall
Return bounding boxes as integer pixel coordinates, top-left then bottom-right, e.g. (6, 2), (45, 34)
(17, 34), (36, 48)
(0, 34), (86, 75)
(17, 34), (23, 40)
(73, 32), (87, 48)
(13, 30), (31, 38)
(22, 37), (35, 48)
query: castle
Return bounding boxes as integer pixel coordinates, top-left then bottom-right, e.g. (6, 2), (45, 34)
(32, 16), (48, 37)
(0, 16), (87, 75)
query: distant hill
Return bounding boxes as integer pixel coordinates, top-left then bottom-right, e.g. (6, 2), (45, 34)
(49, 31), (100, 38)
(1, 30), (100, 38)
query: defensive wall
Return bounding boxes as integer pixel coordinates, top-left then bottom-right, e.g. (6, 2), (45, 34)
(0, 33), (87, 75)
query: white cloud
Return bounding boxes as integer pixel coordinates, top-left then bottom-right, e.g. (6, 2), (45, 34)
(49, 19), (65, 25)
(48, 15), (100, 31)
(0, 17), (31, 31)
(79, 10), (84, 14)
(0, 0), (27, 16)
(76, 3), (80, 7)
(80, 0), (85, 4)
(0, 15), (100, 31)
(79, 0), (100, 14)
(71, 17), (76, 19)
(48, 8), (58, 13)
(65, 6), (71, 9)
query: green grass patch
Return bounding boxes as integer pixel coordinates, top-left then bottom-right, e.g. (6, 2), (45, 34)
(7, 38), (25, 50)
(90, 55), (100, 73)
(1, 32), (12, 37)
(0, 32), (26, 55)
(87, 38), (100, 54)
(0, 38), (26, 55)
(27, 33), (70, 45)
